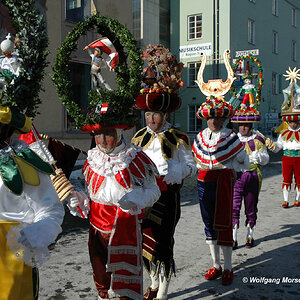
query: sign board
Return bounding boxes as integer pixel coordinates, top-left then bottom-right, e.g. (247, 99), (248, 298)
(235, 49), (259, 57)
(179, 43), (212, 60)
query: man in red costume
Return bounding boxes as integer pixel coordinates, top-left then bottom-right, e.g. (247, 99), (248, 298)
(266, 68), (300, 208)
(68, 123), (160, 300)
(192, 98), (250, 285)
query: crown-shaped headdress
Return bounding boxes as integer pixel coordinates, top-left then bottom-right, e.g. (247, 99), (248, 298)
(195, 49), (235, 119)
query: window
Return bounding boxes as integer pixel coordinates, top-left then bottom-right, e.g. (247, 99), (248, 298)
(188, 62), (201, 87)
(272, 31), (278, 54)
(279, 74), (283, 94)
(272, 0), (278, 16)
(292, 40), (297, 61)
(248, 19), (255, 44)
(66, 0), (91, 22)
(272, 72), (279, 95)
(188, 105), (202, 132)
(132, 0), (141, 40)
(67, 62), (91, 130)
(188, 14), (202, 40)
(292, 8), (297, 27)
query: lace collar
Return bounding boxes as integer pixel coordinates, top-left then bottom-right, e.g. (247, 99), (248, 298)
(202, 127), (231, 145)
(87, 142), (141, 176)
(237, 130), (261, 142)
(288, 125), (300, 132)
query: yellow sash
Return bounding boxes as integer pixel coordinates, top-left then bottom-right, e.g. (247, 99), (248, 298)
(0, 220), (36, 300)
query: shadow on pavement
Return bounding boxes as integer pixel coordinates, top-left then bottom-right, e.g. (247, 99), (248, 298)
(168, 223), (300, 300)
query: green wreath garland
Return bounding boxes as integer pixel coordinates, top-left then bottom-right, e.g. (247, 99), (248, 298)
(231, 54), (264, 107)
(0, 0), (48, 118)
(52, 14), (143, 129)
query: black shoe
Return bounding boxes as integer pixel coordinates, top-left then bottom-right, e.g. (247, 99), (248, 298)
(233, 240), (238, 250)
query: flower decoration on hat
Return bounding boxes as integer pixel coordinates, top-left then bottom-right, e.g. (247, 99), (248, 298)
(281, 67), (300, 122)
(195, 49), (236, 120)
(52, 14), (143, 132)
(135, 44), (184, 113)
(230, 55), (264, 123)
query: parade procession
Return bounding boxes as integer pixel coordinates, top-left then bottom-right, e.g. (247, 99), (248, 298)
(0, 0), (300, 299)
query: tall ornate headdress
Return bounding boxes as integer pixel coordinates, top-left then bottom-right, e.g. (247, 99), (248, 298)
(135, 44), (184, 113)
(52, 14), (142, 132)
(195, 49), (235, 119)
(0, 0), (49, 132)
(230, 54), (264, 123)
(281, 67), (300, 122)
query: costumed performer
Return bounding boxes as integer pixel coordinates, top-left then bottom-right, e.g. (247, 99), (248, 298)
(231, 92), (269, 249)
(53, 22), (160, 299)
(266, 67), (300, 208)
(192, 50), (250, 285)
(0, 108), (64, 300)
(131, 44), (197, 300)
(0, 1), (64, 297)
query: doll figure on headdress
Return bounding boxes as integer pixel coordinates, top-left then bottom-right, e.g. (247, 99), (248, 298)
(0, 33), (20, 88)
(236, 69), (258, 109)
(84, 37), (119, 92)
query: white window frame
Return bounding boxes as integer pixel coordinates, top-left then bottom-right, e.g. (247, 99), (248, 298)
(272, 0), (278, 17)
(292, 8), (297, 27)
(248, 19), (255, 44)
(65, 0), (91, 22)
(272, 31), (278, 54)
(187, 62), (201, 87)
(188, 105), (202, 133)
(187, 14), (202, 40)
(292, 40), (297, 61)
(272, 72), (279, 95)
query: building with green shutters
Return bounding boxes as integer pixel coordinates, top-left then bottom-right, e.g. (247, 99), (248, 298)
(170, 0), (299, 139)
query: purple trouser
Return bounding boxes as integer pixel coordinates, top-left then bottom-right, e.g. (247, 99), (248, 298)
(232, 171), (259, 229)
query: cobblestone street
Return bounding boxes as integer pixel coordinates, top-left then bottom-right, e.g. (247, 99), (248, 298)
(40, 152), (300, 299)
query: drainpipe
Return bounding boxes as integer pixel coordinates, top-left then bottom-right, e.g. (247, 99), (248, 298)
(213, 0), (216, 78)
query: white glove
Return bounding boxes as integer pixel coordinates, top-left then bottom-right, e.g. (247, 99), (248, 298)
(251, 151), (260, 164)
(236, 93), (241, 98)
(163, 160), (182, 185)
(118, 193), (137, 210)
(67, 191), (90, 218)
(18, 231), (33, 250)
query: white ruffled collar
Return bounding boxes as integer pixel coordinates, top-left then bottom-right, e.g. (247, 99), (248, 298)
(237, 130), (261, 142)
(87, 142), (141, 176)
(202, 127), (231, 145)
(288, 125), (300, 132)
(146, 121), (172, 135)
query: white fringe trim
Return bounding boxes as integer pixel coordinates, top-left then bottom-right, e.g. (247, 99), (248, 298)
(109, 245), (138, 255)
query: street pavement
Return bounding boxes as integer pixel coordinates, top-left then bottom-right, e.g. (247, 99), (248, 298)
(39, 152), (300, 299)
